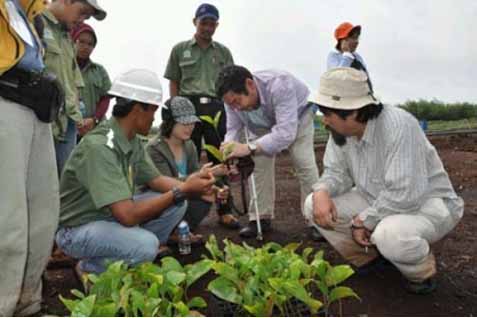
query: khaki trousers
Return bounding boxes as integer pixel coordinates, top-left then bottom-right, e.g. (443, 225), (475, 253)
(303, 190), (461, 282)
(0, 97), (59, 316)
(249, 109), (319, 221)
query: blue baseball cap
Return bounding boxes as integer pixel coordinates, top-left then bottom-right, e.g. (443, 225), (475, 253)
(195, 3), (219, 21)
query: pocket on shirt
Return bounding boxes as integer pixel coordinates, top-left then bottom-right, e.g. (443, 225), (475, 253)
(179, 59), (198, 80)
(367, 175), (384, 199)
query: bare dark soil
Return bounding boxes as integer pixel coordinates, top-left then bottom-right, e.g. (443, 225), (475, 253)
(43, 134), (477, 316)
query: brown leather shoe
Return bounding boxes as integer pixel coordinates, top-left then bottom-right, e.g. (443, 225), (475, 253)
(218, 214), (241, 229)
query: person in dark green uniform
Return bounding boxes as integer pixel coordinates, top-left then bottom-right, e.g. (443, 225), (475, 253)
(42, 0), (107, 176)
(164, 3), (238, 228)
(55, 69), (216, 275)
(71, 22), (111, 138)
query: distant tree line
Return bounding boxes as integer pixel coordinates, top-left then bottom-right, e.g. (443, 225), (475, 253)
(398, 99), (477, 121)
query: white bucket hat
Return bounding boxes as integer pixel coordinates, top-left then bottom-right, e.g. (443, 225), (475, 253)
(316, 67), (380, 110)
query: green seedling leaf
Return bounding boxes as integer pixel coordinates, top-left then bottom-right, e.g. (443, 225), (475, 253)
(222, 143), (235, 159)
(302, 247), (314, 263)
(282, 280), (322, 314)
(244, 299), (270, 317)
(186, 259), (213, 287)
(147, 273), (164, 285)
(71, 294), (96, 317)
(131, 289), (145, 317)
(187, 296), (207, 309)
(199, 115), (215, 126)
(59, 295), (79, 313)
(173, 301), (190, 317)
(325, 265), (355, 287)
(329, 286), (360, 304)
(284, 242), (301, 253)
(161, 256), (184, 273)
(92, 302), (117, 317)
(203, 144), (224, 162)
(213, 111), (222, 130)
(205, 235), (224, 260)
(70, 289), (85, 299)
(208, 277), (242, 304)
(166, 271), (186, 285)
(212, 262), (240, 285)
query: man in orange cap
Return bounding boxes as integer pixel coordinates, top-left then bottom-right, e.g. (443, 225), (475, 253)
(327, 22), (373, 91)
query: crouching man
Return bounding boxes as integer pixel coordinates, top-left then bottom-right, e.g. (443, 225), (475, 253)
(56, 69), (215, 275)
(303, 68), (463, 294)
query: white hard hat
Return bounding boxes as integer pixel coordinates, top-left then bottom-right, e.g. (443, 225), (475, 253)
(109, 69), (163, 106)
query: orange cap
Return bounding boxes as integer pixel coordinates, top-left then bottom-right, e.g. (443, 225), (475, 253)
(334, 22), (361, 40)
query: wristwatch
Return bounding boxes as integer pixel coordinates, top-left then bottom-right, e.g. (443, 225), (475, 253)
(248, 142), (257, 156)
(350, 218), (365, 230)
(172, 187), (186, 204)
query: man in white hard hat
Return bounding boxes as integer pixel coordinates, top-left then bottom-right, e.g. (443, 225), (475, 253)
(55, 69), (216, 276)
(303, 67), (463, 294)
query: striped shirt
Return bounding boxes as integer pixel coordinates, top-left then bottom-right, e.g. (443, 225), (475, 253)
(313, 105), (464, 229)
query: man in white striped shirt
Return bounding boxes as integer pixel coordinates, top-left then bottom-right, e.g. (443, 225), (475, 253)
(304, 68), (464, 294)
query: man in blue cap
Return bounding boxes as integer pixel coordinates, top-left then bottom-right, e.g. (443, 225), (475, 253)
(164, 3), (239, 229)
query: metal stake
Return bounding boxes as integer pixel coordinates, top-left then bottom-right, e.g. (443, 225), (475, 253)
(244, 128), (263, 241)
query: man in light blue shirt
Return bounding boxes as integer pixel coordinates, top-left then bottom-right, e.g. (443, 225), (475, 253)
(217, 65), (320, 238)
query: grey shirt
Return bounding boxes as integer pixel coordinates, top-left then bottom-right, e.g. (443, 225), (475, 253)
(314, 105), (464, 229)
(224, 70), (311, 155)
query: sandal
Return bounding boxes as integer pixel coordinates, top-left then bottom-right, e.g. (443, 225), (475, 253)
(218, 214), (241, 229)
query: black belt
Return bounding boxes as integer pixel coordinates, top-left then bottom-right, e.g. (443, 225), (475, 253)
(0, 67), (44, 87)
(0, 67), (64, 123)
(183, 95), (220, 105)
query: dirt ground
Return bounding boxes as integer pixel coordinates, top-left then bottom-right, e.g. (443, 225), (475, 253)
(43, 134), (477, 316)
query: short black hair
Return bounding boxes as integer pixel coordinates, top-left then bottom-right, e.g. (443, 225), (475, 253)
(216, 65), (253, 99)
(336, 28), (361, 51)
(159, 98), (177, 138)
(318, 103), (383, 123)
(112, 98), (149, 118)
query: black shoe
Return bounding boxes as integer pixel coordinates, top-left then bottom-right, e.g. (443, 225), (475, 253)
(405, 277), (437, 295)
(239, 219), (272, 238)
(308, 226), (326, 242)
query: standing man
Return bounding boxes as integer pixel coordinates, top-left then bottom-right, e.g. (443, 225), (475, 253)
(164, 3), (238, 228)
(304, 68), (463, 294)
(56, 69), (216, 275)
(0, 0), (60, 315)
(42, 0), (107, 175)
(71, 22), (111, 138)
(217, 65), (320, 238)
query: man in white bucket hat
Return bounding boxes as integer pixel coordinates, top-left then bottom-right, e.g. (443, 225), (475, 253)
(303, 67), (463, 294)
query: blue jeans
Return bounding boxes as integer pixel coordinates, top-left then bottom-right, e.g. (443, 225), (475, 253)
(54, 118), (77, 176)
(55, 191), (186, 273)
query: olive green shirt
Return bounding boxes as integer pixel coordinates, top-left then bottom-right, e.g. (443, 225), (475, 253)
(164, 37), (234, 97)
(80, 61), (111, 118)
(146, 136), (199, 181)
(59, 118), (160, 228)
(42, 10), (83, 141)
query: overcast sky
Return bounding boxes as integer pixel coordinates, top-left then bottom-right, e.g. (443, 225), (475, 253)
(87, 0), (477, 110)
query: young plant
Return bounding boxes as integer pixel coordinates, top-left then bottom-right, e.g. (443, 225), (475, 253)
(205, 235), (359, 317)
(200, 111), (236, 162)
(60, 257), (213, 317)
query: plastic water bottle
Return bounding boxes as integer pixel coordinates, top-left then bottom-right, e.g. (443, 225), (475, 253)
(177, 221), (191, 255)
